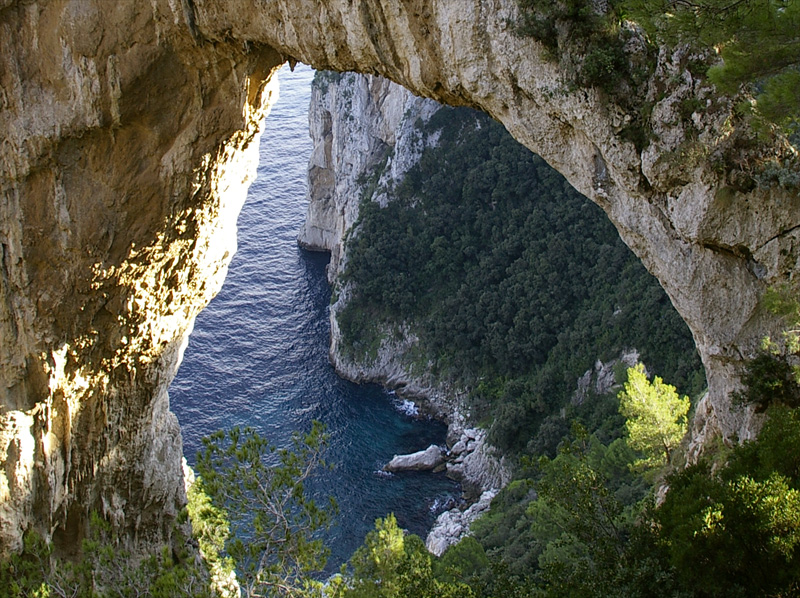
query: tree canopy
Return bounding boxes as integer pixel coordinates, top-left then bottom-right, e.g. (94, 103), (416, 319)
(195, 423), (336, 598)
(338, 105), (704, 458)
(327, 514), (474, 598)
(618, 364), (690, 470)
(622, 0), (800, 134)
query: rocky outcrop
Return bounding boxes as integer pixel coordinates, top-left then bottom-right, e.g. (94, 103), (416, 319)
(298, 72), (439, 281)
(380, 428), (508, 555)
(572, 349), (641, 406)
(1, 0), (796, 555)
(444, 427), (510, 498)
(426, 489), (498, 557)
(384, 445), (446, 473)
(0, 1), (285, 554)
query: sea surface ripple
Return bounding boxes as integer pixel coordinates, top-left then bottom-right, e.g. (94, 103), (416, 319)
(169, 64), (460, 569)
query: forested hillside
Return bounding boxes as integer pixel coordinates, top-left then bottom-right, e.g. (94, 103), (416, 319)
(328, 96), (800, 596)
(337, 104), (705, 458)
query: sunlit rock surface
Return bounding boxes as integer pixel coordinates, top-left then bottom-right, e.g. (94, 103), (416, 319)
(383, 445), (446, 473)
(1, 0), (796, 553)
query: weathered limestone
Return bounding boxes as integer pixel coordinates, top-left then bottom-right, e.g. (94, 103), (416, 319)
(426, 489), (498, 557)
(1, 1), (285, 553)
(383, 445), (446, 473)
(573, 350), (641, 406)
(1, 0), (796, 554)
(444, 427), (510, 497)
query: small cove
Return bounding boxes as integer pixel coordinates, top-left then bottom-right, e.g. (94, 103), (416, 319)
(169, 64), (460, 570)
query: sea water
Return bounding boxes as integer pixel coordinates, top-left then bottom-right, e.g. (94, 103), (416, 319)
(169, 64), (460, 569)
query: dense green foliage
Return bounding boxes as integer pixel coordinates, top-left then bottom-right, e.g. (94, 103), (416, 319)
(735, 285), (800, 412)
(735, 351), (800, 411)
(470, 423), (650, 587)
(653, 405), (800, 597)
(618, 363), (690, 470)
(621, 0), (800, 136)
(464, 400), (800, 596)
(454, 335), (800, 597)
(338, 105), (704, 457)
(327, 514), (474, 598)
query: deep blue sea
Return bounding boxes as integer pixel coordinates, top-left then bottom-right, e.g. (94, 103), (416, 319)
(169, 64), (459, 569)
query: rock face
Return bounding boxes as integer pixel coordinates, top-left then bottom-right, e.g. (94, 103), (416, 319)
(1, 0), (797, 554)
(0, 2), (285, 554)
(445, 427), (510, 498)
(573, 349), (641, 406)
(426, 489), (498, 557)
(298, 71), (440, 280)
(384, 445), (446, 473)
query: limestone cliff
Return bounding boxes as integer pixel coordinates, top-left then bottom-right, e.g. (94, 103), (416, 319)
(0, 1), (285, 553)
(299, 72), (509, 499)
(1, 0), (797, 555)
(298, 71), (440, 281)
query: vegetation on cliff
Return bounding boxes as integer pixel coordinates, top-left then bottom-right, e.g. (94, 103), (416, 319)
(622, 0), (800, 136)
(517, 0), (800, 140)
(515, 0), (799, 190)
(328, 57), (800, 593)
(337, 104), (705, 458)
(0, 512), (219, 597)
(194, 423), (337, 597)
(5, 366), (800, 596)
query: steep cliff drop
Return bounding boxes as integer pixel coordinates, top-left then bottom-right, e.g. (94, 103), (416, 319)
(297, 71), (511, 504)
(1, 0), (797, 555)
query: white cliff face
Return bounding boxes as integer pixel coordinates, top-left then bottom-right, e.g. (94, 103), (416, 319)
(572, 350), (641, 406)
(298, 71), (440, 280)
(1, 0), (796, 555)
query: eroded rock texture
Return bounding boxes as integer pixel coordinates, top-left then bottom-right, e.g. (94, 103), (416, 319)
(1, 0), (797, 553)
(0, 1), (284, 553)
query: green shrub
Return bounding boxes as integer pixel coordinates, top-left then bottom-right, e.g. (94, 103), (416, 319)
(654, 406), (800, 597)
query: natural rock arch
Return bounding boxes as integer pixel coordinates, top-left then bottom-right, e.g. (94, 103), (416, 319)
(1, 0), (797, 553)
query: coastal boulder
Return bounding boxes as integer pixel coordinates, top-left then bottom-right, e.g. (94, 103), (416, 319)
(384, 445), (445, 472)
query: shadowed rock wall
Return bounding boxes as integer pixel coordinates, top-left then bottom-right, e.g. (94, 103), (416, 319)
(0, 0), (285, 553)
(1, 0), (797, 553)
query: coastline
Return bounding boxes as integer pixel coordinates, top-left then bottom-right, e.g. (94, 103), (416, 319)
(326, 283), (510, 555)
(298, 70), (509, 555)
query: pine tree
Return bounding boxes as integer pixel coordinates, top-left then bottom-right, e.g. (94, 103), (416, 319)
(620, 0), (800, 134)
(618, 364), (690, 470)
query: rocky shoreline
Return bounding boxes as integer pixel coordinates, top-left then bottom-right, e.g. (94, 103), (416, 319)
(297, 70), (510, 554)
(328, 291), (511, 554)
(372, 385), (510, 554)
